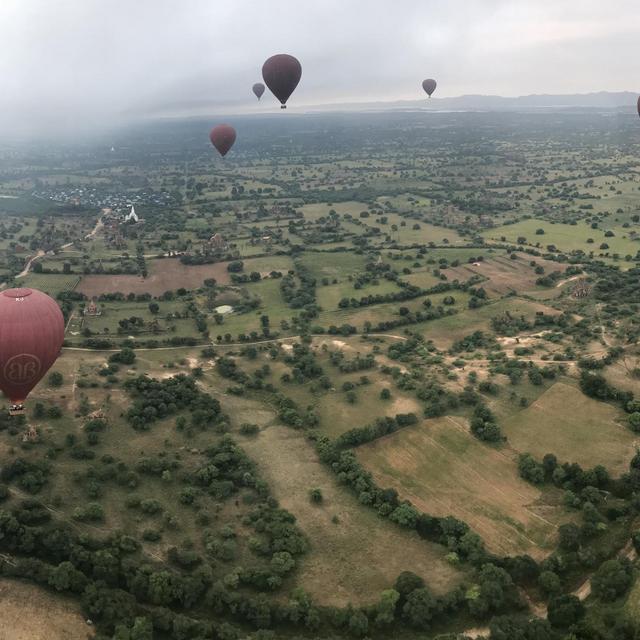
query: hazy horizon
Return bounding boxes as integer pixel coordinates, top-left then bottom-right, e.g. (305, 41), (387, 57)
(1, 0), (638, 135)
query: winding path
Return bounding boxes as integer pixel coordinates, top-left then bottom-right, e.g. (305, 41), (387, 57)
(16, 249), (45, 279)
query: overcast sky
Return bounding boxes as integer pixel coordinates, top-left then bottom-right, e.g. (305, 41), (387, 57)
(0, 0), (638, 134)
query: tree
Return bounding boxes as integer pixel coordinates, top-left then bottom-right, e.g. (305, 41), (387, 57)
(389, 502), (419, 528)
(628, 412), (640, 432)
(547, 594), (584, 628)
(394, 571), (425, 600)
(348, 610), (369, 636)
(402, 587), (439, 629)
(591, 559), (633, 602)
(110, 348), (136, 365)
(48, 371), (64, 387)
(374, 589), (399, 626)
(148, 302), (159, 314)
(227, 260), (244, 273)
(558, 523), (581, 552)
(33, 403), (46, 419)
(489, 615), (554, 640)
(518, 454), (545, 484)
(114, 617), (153, 640)
(538, 570), (561, 597)
(468, 564), (520, 617)
(48, 561), (86, 593)
(47, 406), (63, 419)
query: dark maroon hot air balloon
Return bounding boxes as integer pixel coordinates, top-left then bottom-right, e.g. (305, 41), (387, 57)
(0, 288), (64, 410)
(253, 82), (265, 100)
(422, 78), (437, 98)
(209, 125), (236, 157)
(262, 54), (302, 109)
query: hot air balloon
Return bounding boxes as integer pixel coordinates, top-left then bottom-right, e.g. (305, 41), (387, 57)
(0, 288), (64, 414)
(253, 82), (265, 100)
(209, 125), (236, 157)
(637, 96), (640, 118)
(262, 54), (302, 109)
(422, 78), (437, 98)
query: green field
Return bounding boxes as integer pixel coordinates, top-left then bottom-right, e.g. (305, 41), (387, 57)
(484, 218), (640, 261)
(357, 416), (572, 558)
(502, 381), (637, 474)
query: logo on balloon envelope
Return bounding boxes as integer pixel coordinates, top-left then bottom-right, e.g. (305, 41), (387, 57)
(3, 354), (42, 385)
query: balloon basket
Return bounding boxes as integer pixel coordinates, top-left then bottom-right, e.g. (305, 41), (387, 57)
(281, 105), (286, 109)
(9, 406), (25, 417)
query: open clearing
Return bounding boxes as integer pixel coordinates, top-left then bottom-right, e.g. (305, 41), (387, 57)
(357, 417), (571, 559)
(502, 381), (638, 474)
(445, 255), (568, 296)
(77, 258), (233, 296)
(0, 579), (91, 640)
(240, 424), (464, 605)
(483, 218), (640, 261)
(421, 297), (561, 349)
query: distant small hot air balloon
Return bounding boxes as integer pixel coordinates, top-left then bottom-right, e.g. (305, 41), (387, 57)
(209, 125), (236, 157)
(422, 78), (437, 98)
(253, 83), (265, 100)
(262, 54), (302, 109)
(0, 288), (64, 412)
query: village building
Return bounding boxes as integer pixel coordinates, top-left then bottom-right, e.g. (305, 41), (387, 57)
(124, 205), (139, 224)
(208, 233), (228, 251)
(572, 279), (592, 298)
(84, 300), (101, 316)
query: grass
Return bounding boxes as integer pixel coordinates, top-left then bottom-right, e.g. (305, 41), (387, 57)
(483, 218), (640, 261)
(21, 273), (80, 296)
(421, 297), (560, 349)
(316, 380), (421, 439)
(213, 278), (293, 337)
(316, 278), (402, 311)
(357, 416), (572, 558)
(502, 381), (637, 475)
(445, 254), (567, 297)
(240, 424), (465, 604)
(0, 579), (90, 640)
(316, 290), (472, 330)
(6, 349), (279, 575)
(298, 251), (367, 280)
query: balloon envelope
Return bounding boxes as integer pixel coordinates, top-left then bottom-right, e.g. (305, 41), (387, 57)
(262, 54), (302, 108)
(422, 78), (437, 97)
(209, 125), (236, 157)
(0, 288), (64, 404)
(253, 83), (265, 100)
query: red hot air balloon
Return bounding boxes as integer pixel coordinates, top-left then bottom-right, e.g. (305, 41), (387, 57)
(253, 82), (265, 100)
(422, 78), (437, 98)
(0, 288), (64, 412)
(262, 54), (302, 109)
(209, 125), (236, 157)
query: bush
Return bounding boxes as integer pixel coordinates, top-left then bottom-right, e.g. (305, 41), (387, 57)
(239, 423), (259, 436)
(109, 348), (136, 365)
(73, 503), (104, 522)
(47, 406), (63, 419)
(48, 371), (64, 387)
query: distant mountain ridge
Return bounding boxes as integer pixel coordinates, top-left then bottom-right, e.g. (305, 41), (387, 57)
(305, 91), (639, 113)
(138, 91), (640, 121)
